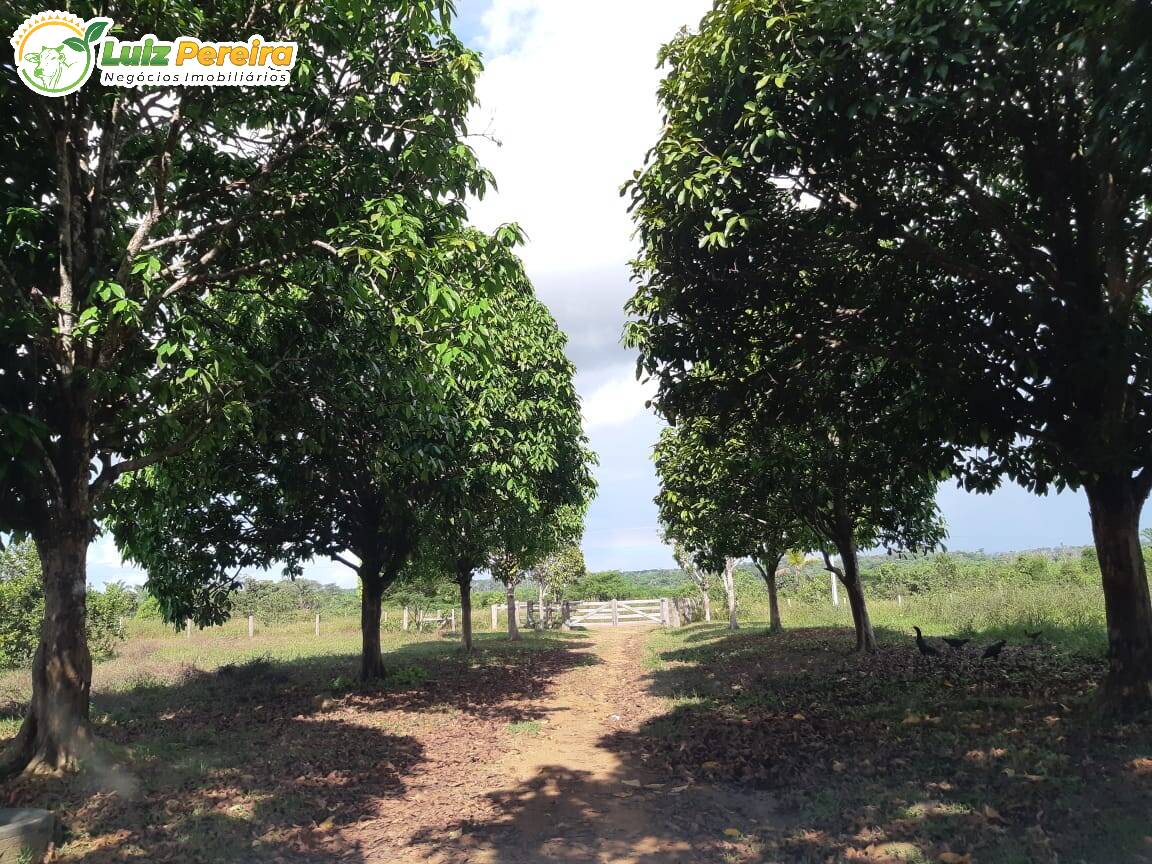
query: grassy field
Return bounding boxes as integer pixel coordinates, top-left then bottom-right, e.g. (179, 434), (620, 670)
(628, 619), (1150, 863)
(0, 623), (585, 863)
(741, 581), (1107, 655)
(0, 586), (1140, 863)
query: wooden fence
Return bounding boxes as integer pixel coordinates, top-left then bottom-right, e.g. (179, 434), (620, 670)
(266, 598), (706, 638)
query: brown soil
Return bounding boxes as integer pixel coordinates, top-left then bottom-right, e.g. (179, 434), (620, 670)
(352, 627), (777, 864)
(4, 628), (776, 863)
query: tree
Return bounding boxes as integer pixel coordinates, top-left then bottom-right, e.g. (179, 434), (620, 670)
(529, 544), (587, 623)
(0, 0), (488, 771)
(627, 0), (1152, 708)
(491, 505), (590, 641)
(648, 366), (946, 650)
(654, 414), (821, 633)
(110, 232), (525, 679)
(417, 279), (596, 650)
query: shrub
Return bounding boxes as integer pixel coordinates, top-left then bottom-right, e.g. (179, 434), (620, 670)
(0, 543), (44, 668)
(0, 541), (128, 667)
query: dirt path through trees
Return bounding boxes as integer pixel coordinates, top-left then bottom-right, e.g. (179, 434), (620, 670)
(364, 627), (777, 864)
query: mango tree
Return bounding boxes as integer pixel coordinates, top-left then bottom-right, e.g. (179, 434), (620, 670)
(109, 229), (531, 679)
(0, 0), (488, 771)
(408, 278), (595, 651)
(628, 0), (1152, 709)
(654, 415), (818, 633)
(492, 506), (589, 641)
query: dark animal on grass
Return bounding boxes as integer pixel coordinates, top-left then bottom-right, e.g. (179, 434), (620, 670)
(942, 637), (970, 650)
(912, 626), (940, 657)
(982, 640), (1007, 660)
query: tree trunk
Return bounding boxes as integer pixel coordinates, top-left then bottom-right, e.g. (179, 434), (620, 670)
(766, 568), (782, 632)
(1, 523), (94, 777)
(1086, 476), (1152, 712)
(826, 534), (876, 652)
(359, 563), (386, 680)
(721, 558), (739, 630)
(456, 565), (474, 652)
(755, 553), (784, 633)
(505, 585), (520, 641)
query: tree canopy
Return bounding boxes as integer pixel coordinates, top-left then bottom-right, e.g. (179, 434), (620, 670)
(627, 0), (1152, 706)
(0, 0), (495, 772)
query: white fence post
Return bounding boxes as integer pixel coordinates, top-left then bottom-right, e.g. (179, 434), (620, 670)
(660, 597), (669, 626)
(611, 598), (619, 626)
(402, 606), (410, 631)
(897, 594), (903, 608)
(831, 573), (840, 607)
(186, 619), (192, 639)
(248, 615), (254, 639)
(315, 613), (320, 636)
(450, 609), (456, 633)
(491, 604), (498, 629)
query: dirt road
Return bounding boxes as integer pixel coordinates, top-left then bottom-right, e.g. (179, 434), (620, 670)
(364, 628), (778, 864)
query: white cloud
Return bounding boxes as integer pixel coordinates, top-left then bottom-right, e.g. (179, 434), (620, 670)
(463, 0), (706, 571)
(580, 366), (657, 431)
(467, 0), (711, 278)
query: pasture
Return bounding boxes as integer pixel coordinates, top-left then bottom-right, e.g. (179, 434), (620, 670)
(1, 587), (1147, 863)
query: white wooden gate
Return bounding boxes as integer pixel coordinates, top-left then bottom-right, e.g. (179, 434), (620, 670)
(568, 598), (666, 627)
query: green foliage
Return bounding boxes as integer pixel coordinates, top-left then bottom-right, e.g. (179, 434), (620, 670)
(383, 665), (430, 690)
(0, 541), (129, 667)
(627, 0), (1152, 498)
(135, 593), (164, 621)
(0, 543), (44, 668)
(566, 571), (638, 601)
(529, 544), (587, 600)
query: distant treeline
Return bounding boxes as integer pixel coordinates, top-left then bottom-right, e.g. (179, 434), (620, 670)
(0, 541), (1116, 669)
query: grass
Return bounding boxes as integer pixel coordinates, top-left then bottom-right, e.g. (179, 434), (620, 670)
(1, 622), (585, 863)
(626, 619), (1152, 863)
(506, 720), (542, 735)
(741, 581), (1108, 654)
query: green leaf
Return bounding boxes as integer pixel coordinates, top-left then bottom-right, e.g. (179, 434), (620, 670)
(84, 19), (110, 43)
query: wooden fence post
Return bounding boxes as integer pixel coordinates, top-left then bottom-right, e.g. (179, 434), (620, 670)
(561, 600), (571, 630)
(186, 619), (192, 639)
(831, 572), (840, 607)
(315, 613), (320, 636)
(611, 598), (619, 627)
(402, 606), (410, 631)
(660, 598), (669, 626)
(248, 615), (254, 639)
(897, 594), (903, 608)
(491, 604), (498, 629)
(450, 609), (456, 633)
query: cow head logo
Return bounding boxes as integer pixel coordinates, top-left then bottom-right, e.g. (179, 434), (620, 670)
(11, 11), (111, 97)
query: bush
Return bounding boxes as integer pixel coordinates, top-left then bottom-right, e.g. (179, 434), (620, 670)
(0, 543), (44, 668)
(0, 541), (128, 667)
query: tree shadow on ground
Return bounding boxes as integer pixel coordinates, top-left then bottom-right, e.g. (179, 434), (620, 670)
(602, 624), (1152, 863)
(403, 762), (778, 864)
(2, 633), (599, 862)
(377, 633), (600, 721)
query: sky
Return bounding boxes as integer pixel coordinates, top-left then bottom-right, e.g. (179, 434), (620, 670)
(86, 0), (1123, 587)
